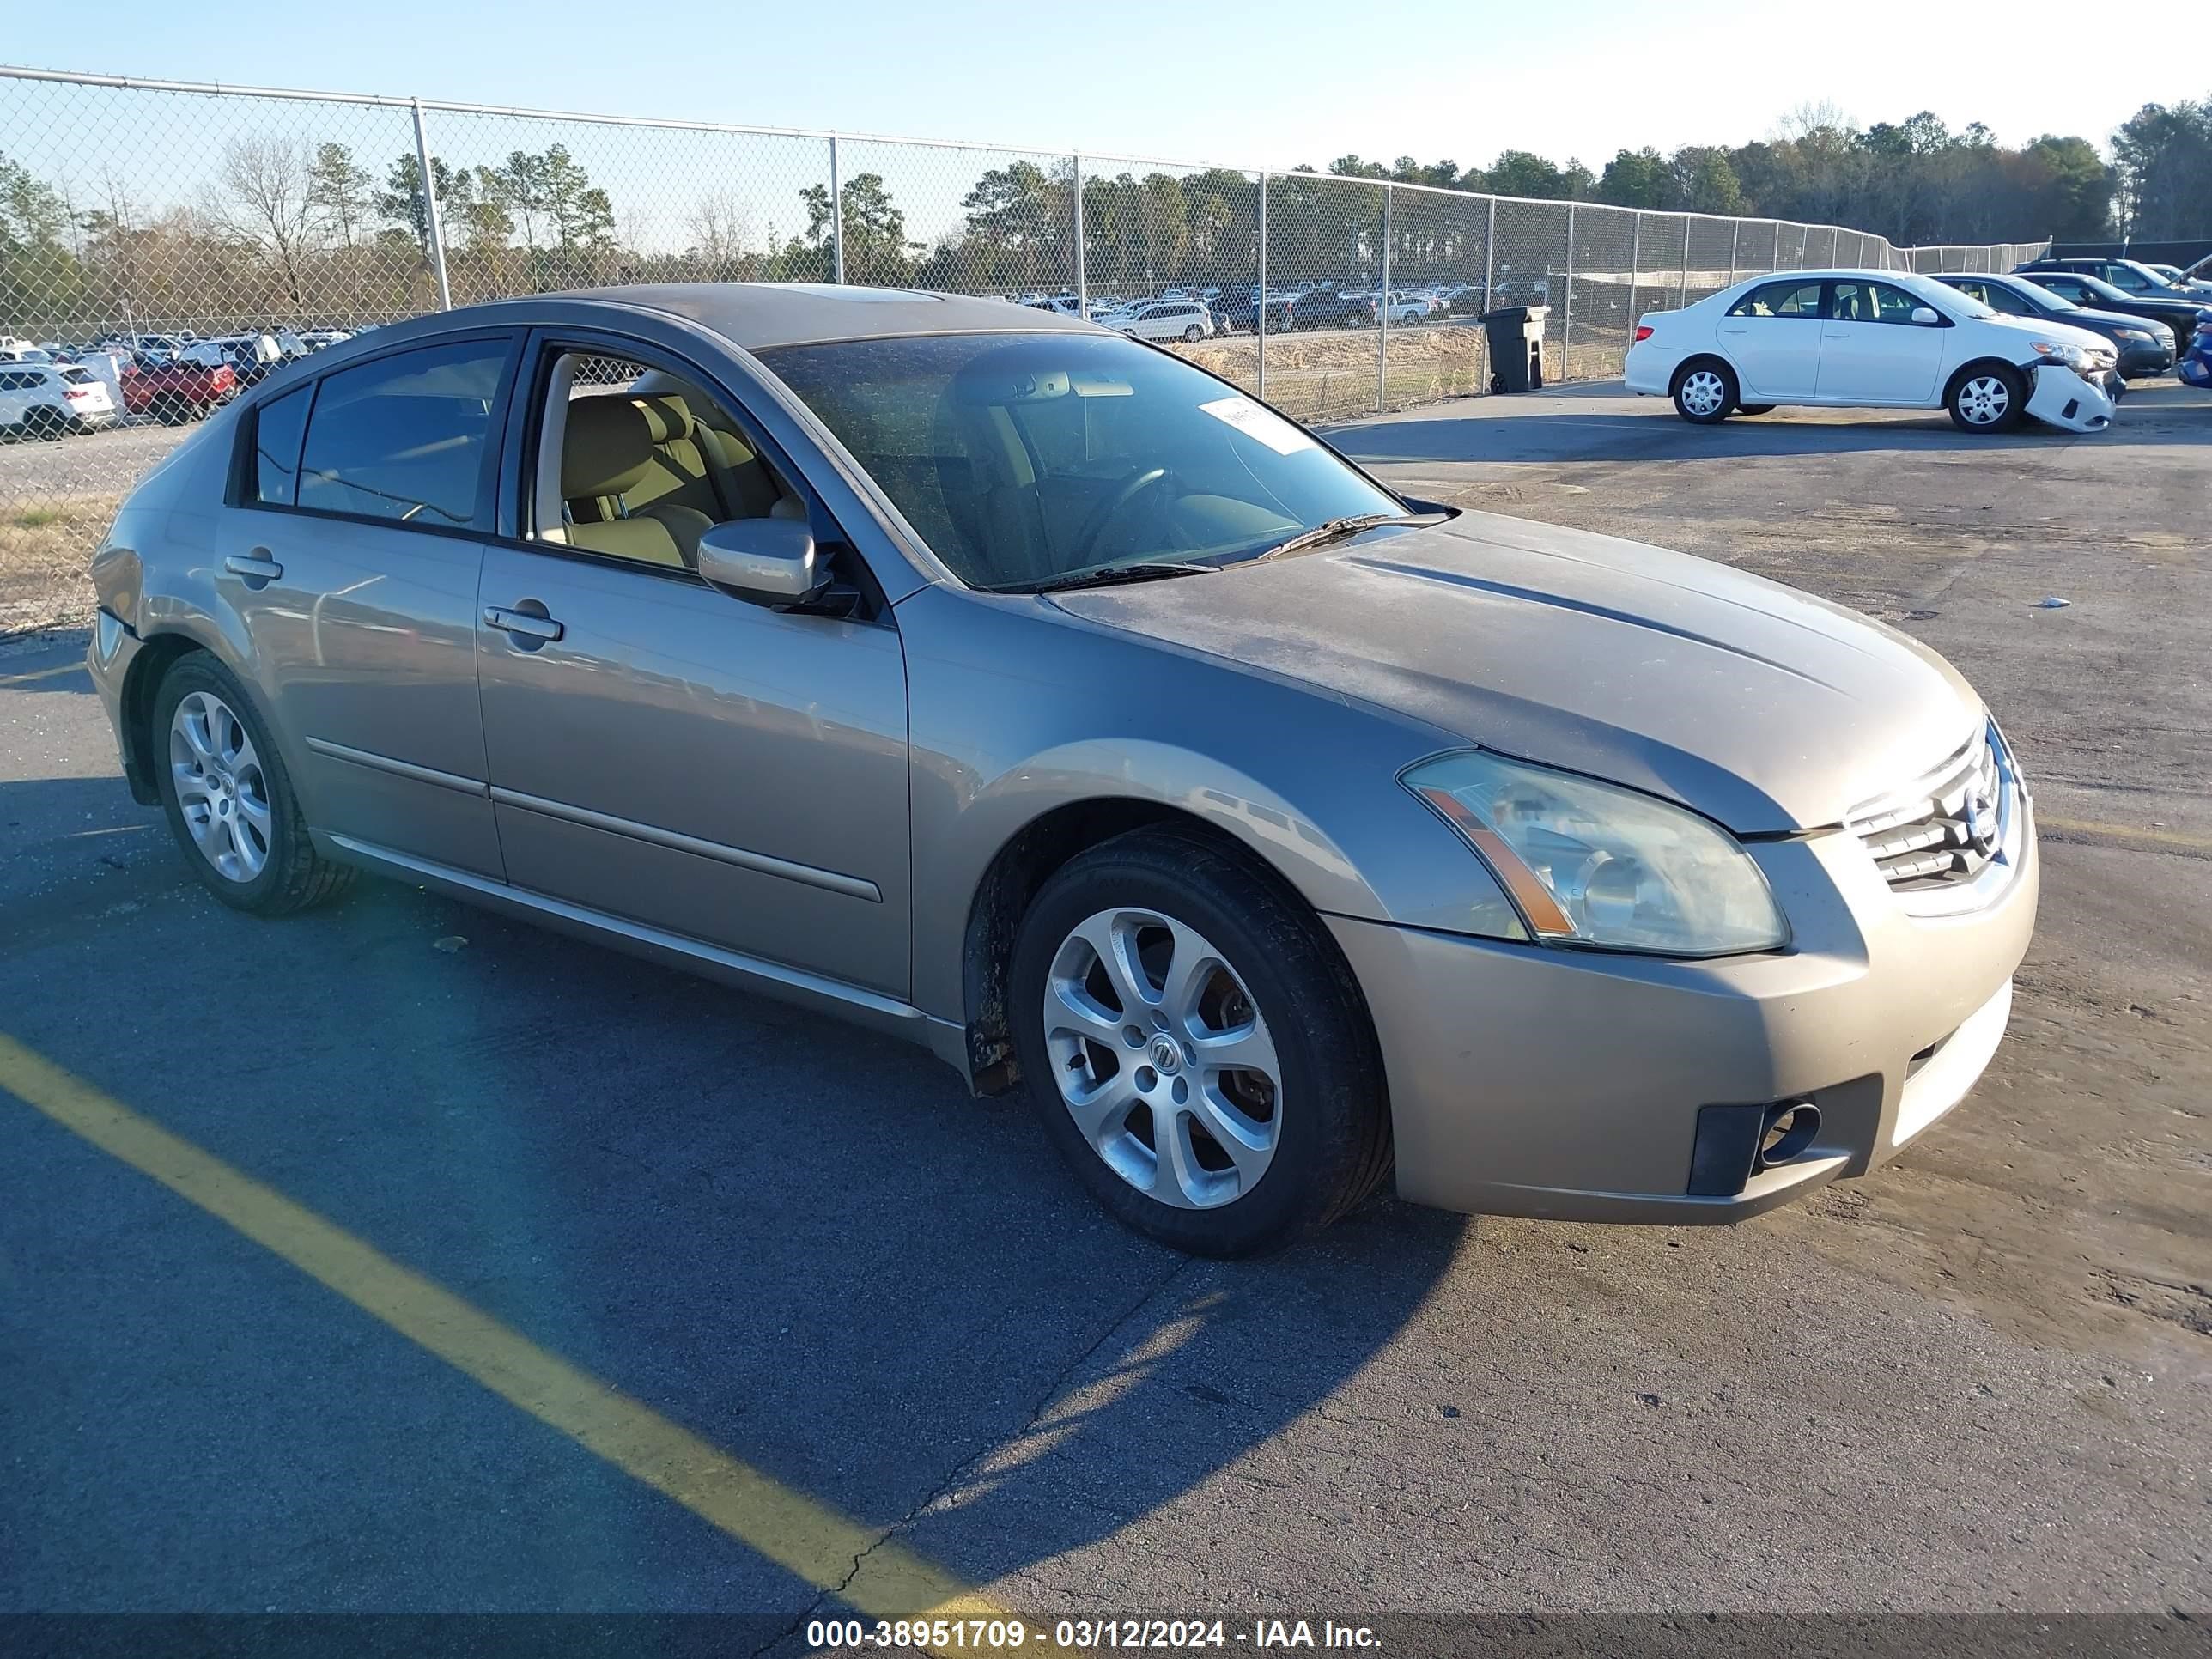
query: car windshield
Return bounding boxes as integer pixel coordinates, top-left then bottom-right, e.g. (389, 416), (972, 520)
(2064, 272), (2135, 307)
(759, 331), (1410, 591)
(1893, 271), (1990, 319)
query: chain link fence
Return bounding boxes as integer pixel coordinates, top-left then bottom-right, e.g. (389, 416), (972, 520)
(0, 65), (2048, 629)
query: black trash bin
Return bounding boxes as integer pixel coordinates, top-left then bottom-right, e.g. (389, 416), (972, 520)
(1479, 304), (1548, 392)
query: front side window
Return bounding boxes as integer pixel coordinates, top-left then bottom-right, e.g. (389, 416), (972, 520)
(1868, 283), (1927, 325)
(2106, 264), (2150, 291)
(531, 348), (802, 573)
(296, 338), (507, 529)
(1728, 282), (1822, 319)
(1980, 283), (2034, 316)
(759, 331), (1408, 592)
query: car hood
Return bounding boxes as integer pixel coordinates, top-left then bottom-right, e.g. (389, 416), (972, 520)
(1984, 313), (2112, 354)
(1048, 512), (1984, 835)
(2063, 304), (2170, 335)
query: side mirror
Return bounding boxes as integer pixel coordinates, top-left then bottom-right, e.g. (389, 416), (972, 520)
(1910, 306), (1942, 326)
(696, 517), (824, 609)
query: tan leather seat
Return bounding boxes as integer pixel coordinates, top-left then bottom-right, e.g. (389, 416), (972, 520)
(561, 396), (710, 568)
(629, 371), (789, 520)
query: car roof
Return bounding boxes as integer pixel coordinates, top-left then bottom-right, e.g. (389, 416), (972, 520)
(504, 282), (1095, 350)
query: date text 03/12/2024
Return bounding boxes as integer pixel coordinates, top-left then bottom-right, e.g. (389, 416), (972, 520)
(806, 1618), (1383, 1650)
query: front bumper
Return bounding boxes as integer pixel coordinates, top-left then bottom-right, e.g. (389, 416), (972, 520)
(1331, 794), (2038, 1224)
(2025, 362), (2114, 431)
(2115, 341), (2174, 379)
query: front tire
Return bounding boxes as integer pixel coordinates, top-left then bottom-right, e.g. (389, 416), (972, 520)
(1010, 828), (1392, 1257)
(1672, 360), (1736, 423)
(1735, 402), (1775, 416)
(152, 653), (355, 915)
(1948, 363), (2025, 432)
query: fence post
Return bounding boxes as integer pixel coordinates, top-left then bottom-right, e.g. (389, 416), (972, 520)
(1483, 198), (1497, 386)
(1376, 185), (1391, 413)
(828, 135), (846, 285)
(1678, 215), (1690, 307)
(1626, 210), (1638, 349)
(410, 97), (452, 312)
(1072, 152), (1085, 312)
(1728, 220), (1739, 285)
(1255, 169), (1267, 400)
(1561, 201), (1574, 380)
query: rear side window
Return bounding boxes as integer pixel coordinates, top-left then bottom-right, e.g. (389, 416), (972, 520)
(1728, 281), (1822, 319)
(297, 339), (507, 529)
(251, 385), (312, 506)
(61, 366), (94, 385)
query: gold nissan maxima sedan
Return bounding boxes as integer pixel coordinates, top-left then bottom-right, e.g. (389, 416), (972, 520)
(86, 285), (2037, 1256)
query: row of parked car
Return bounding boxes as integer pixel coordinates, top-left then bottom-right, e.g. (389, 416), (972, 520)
(1624, 258), (2212, 434)
(0, 325), (372, 441)
(1017, 277), (1518, 341)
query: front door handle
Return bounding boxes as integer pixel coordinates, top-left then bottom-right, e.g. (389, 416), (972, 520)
(223, 550), (283, 584)
(483, 605), (564, 644)
(1823, 330), (1850, 339)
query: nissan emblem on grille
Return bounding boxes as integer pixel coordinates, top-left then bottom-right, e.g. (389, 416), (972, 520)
(1848, 729), (2011, 892)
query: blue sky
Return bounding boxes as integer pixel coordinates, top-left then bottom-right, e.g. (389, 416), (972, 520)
(3, 0), (2156, 171)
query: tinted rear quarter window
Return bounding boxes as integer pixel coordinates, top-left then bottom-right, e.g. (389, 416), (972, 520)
(251, 385), (312, 506)
(296, 339), (507, 529)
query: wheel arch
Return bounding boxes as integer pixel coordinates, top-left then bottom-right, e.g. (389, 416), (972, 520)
(957, 795), (1358, 1097)
(115, 630), (210, 805)
(1668, 353), (1737, 397)
(1942, 356), (2026, 406)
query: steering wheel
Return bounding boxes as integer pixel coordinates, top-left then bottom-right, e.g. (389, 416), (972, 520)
(1069, 466), (1170, 566)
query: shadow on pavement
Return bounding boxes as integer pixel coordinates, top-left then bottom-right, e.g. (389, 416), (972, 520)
(0, 799), (1469, 1606)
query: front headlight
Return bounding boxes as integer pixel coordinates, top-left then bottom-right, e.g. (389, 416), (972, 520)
(1402, 751), (1790, 957)
(2114, 326), (2154, 343)
(2028, 339), (2086, 369)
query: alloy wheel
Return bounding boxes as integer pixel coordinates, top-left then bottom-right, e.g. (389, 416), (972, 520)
(1679, 369), (1728, 417)
(1042, 907), (1282, 1210)
(1958, 375), (2010, 425)
(169, 690), (272, 882)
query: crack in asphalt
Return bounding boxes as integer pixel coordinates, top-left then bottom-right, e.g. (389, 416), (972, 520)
(747, 1251), (1197, 1658)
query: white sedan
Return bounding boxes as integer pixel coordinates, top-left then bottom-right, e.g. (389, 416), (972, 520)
(1626, 269), (2118, 434)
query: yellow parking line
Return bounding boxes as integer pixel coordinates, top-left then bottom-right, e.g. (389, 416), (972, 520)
(0, 1033), (999, 1624)
(0, 659), (88, 686)
(2040, 817), (2212, 854)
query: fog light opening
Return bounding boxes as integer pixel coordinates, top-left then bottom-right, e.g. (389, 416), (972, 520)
(1757, 1102), (1820, 1170)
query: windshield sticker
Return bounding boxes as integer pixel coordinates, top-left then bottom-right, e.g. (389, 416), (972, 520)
(1199, 395), (1316, 456)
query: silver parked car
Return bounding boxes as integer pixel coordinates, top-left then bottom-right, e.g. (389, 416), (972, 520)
(87, 285), (2038, 1256)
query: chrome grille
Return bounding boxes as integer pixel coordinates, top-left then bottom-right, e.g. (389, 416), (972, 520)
(1849, 730), (2008, 891)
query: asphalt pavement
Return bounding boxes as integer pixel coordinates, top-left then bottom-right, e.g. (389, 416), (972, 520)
(2, 384), (2206, 1632)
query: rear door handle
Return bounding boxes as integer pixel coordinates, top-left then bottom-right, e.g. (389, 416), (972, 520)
(1823, 330), (1850, 339)
(223, 550), (283, 583)
(483, 605), (564, 644)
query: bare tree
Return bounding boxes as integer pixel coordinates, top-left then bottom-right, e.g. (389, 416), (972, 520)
(688, 191), (756, 280)
(212, 134), (318, 312)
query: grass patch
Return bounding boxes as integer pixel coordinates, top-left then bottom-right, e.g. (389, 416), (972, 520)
(0, 498), (116, 637)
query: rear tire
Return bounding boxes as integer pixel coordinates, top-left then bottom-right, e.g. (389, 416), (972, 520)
(1182, 325), (1202, 343)
(1009, 827), (1392, 1257)
(1672, 359), (1736, 423)
(1947, 363), (2025, 432)
(151, 653), (356, 915)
